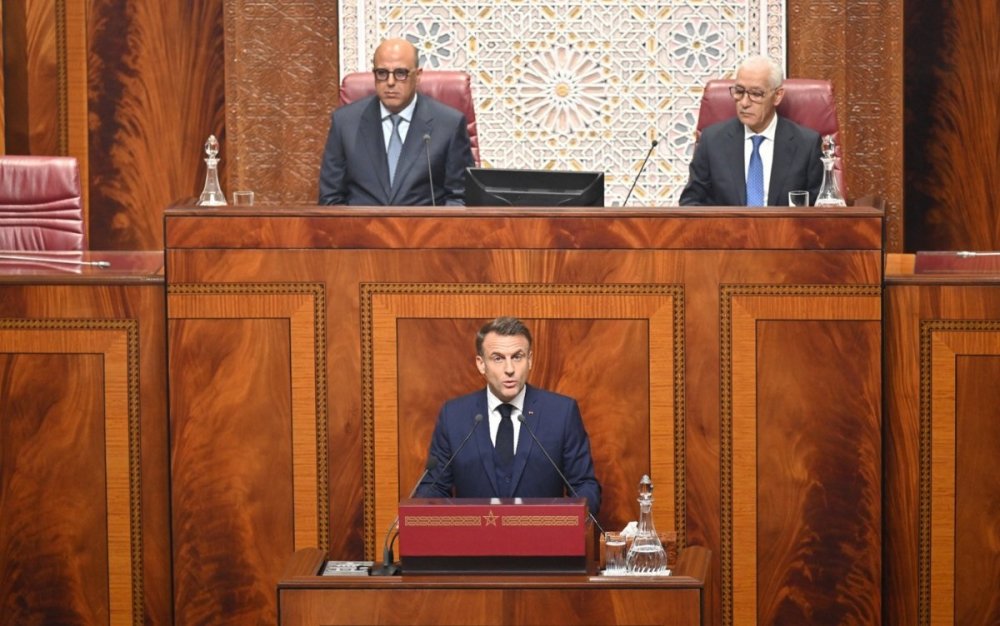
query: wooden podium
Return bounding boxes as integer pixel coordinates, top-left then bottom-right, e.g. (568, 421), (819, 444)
(278, 545), (711, 625)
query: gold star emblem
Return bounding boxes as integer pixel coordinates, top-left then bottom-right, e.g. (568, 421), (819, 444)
(483, 510), (498, 526)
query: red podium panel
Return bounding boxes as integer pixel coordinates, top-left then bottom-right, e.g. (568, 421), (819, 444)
(398, 498), (588, 574)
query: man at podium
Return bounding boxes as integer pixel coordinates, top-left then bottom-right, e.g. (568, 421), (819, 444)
(415, 317), (601, 517)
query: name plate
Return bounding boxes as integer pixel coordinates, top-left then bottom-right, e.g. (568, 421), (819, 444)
(398, 497), (587, 574)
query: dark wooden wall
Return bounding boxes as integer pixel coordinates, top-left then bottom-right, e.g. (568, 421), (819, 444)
(2, 0), (916, 252)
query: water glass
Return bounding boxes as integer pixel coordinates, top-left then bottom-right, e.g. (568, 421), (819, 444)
(232, 190), (255, 206)
(788, 190), (809, 207)
(603, 531), (627, 574)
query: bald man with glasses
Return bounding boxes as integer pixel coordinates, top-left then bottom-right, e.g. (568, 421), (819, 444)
(319, 38), (474, 206)
(679, 55), (823, 207)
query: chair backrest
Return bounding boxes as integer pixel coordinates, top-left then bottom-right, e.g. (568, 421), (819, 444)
(696, 78), (844, 196)
(0, 155), (84, 251)
(339, 70), (480, 166)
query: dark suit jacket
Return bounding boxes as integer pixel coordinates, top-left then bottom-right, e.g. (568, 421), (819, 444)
(415, 385), (602, 517)
(678, 115), (823, 206)
(318, 94), (474, 206)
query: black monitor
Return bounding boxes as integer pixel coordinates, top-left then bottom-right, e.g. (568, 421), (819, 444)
(464, 167), (604, 207)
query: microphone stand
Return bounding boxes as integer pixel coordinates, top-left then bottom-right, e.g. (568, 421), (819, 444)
(621, 138), (659, 207)
(369, 457), (438, 576)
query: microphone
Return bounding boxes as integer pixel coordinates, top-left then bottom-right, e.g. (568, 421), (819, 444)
(517, 414), (604, 535)
(621, 138), (659, 207)
(423, 413), (484, 496)
(369, 456), (438, 576)
(423, 133), (436, 206)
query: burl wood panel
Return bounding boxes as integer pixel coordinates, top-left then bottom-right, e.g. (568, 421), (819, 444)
(87, 0), (225, 250)
(884, 275), (1000, 626)
(166, 208), (883, 626)
(0, 279), (169, 625)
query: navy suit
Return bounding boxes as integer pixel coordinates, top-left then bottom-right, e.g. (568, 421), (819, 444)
(415, 385), (602, 517)
(679, 115), (823, 206)
(318, 94), (474, 206)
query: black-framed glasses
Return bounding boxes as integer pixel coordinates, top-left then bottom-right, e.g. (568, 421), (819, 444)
(374, 68), (414, 82)
(729, 85), (772, 103)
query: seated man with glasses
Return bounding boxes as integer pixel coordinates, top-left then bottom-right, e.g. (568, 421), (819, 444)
(679, 55), (823, 206)
(319, 38), (474, 205)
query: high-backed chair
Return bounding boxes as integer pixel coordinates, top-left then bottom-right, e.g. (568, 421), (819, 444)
(339, 70), (480, 166)
(695, 78), (844, 197)
(0, 155), (84, 251)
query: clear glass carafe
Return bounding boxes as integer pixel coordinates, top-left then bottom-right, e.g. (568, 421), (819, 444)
(197, 135), (227, 206)
(814, 135), (846, 207)
(625, 474), (667, 573)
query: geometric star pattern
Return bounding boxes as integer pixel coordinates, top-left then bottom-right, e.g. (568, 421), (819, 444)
(340, 0), (786, 205)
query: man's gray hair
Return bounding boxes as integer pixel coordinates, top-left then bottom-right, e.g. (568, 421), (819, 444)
(738, 55), (784, 90)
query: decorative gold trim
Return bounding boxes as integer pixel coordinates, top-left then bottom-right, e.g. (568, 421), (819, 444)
(0, 318), (141, 623)
(360, 282), (686, 559)
(917, 319), (1000, 626)
(167, 282), (330, 551)
(54, 0), (68, 155)
(403, 515), (483, 527)
(502, 515), (579, 527)
(718, 283), (881, 626)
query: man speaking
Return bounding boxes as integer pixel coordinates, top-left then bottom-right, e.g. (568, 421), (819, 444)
(415, 317), (601, 518)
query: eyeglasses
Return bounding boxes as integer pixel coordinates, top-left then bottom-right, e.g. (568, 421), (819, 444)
(729, 85), (773, 103)
(373, 68), (415, 82)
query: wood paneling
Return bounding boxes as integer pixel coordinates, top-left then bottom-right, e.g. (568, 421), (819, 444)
(166, 206), (883, 626)
(0, 253), (169, 624)
(885, 259), (1000, 625)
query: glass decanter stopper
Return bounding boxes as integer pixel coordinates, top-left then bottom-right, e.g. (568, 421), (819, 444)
(197, 135), (227, 206)
(814, 134), (846, 207)
(625, 474), (667, 573)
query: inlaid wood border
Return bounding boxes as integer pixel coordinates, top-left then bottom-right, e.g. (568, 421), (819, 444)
(0, 318), (141, 623)
(918, 320), (1000, 626)
(359, 282), (686, 560)
(167, 282), (330, 551)
(719, 284), (881, 626)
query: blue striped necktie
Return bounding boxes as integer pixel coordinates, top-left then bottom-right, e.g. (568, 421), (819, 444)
(746, 134), (765, 206)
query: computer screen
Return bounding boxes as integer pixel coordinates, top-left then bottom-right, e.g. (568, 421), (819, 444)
(464, 168), (604, 207)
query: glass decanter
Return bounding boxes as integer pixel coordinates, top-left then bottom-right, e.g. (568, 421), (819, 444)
(197, 135), (227, 206)
(625, 474), (667, 573)
(814, 134), (846, 207)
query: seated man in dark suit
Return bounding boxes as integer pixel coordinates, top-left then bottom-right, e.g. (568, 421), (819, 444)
(679, 55), (823, 206)
(318, 38), (474, 206)
(416, 317), (602, 517)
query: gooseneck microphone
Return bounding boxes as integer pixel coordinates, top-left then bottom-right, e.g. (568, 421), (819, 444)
(423, 413), (484, 496)
(517, 414), (605, 535)
(423, 134), (436, 206)
(369, 457), (438, 576)
(621, 138), (659, 207)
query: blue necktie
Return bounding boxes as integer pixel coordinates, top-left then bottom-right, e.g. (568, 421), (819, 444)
(496, 404), (514, 466)
(386, 114), (403, 186)
(746, 135), (765, 206)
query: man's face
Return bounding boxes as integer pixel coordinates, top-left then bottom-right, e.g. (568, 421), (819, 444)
(733, 62), (784, 133)
(476, 332), (533, 403)
(373, 41), (420, 113)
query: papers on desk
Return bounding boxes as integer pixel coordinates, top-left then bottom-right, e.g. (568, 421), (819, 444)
(322, 560), (374, 576)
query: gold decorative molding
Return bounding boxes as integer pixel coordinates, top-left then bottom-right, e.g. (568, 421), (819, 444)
(718, 283), (881, 626)
(167, 282), (330, 552)
(359, 282), (686, 560)
(0, 318), (141, 624)
(917, 320), (1000, 626)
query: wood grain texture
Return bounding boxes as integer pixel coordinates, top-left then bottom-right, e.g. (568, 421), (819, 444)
(166, 208), (883, 626)
(904, 0), (1000, 251)
(0, 271), (169, 625)
(789, 0), (904, 251)
(87, 0), (225, 249)
(884, 276), (1000, 626)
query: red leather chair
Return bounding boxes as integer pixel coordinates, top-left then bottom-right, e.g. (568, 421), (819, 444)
(695, 78), (844, 197)
(339, 70), (480, 166)
(0, 155), (84, 251)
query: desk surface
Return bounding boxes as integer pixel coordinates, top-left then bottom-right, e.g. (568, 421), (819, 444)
(0, 250), (163, 284)
(278, 546), (710, 625)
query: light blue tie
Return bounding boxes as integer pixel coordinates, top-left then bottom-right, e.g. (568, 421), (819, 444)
(387, 114), (403, 186)
(746, 135), (765, 206)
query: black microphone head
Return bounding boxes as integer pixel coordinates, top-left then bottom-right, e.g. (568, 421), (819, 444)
(473, 413), (484, 423)
(423, 133), (431, 142)
(517, 414), (526, 423)
(651, 138), (659, 147)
